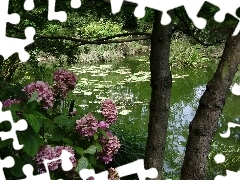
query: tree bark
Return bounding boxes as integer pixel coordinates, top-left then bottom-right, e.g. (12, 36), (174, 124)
(144, 10), (173, 180)
(181, 33), (240, 180)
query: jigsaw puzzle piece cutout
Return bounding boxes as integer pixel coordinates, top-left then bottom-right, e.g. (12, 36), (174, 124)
(20, 150), (74, 180)
(205, 0), (240, 35)
(20, 164), (51, 180)
(116, 159), (158, 180)
(48, 0), (81, 22)
(214, 170), (240, 180)
(57, 150), (74, 171)
(79, 159), (158, 180)
(70, 0), (81, 9)
(219, 122), (240, 138)
(0, 0), (36, 62)
(183, 0), (207, 29)
(111, 0), (185, 25)
(24, 0), (35, 11)
(0, 102), (28, 150)
(0, 156), (15, 180)
(206, 0), (240, 22)
(48, 0), (67, 22)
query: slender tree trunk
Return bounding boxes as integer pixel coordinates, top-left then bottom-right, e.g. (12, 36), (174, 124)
(144, 10), (173, 180)
(181, 33), (240, 180)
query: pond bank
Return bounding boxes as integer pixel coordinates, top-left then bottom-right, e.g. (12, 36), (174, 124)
(38, 33), (223, 69)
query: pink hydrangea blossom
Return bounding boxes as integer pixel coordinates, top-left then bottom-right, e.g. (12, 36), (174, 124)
(54, 146), (77, 168)
(34, 145), (76, 173)
(98, 131), (121, 164)
(52, 81), (68, 99)
(87, 177), (95, 180)
(34, 145), (60, 173)
(22, 81), (55, 109)
(2, 99), (21, 107)
(101, 99), (118, 125)
(53, 69), (77, 91)
(76, 113), (99, 137)
(98, 121), (109, 130)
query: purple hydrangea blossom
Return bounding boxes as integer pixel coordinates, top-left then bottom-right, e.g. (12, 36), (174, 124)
(76, 113), (99, 137)
(98, 121), (109, 130)
(53, 69), (77, 91)
(34, 145), (76, 173)
(2, 99), (21, 107)
(22, 81), (55, 109)
(98, 131), (121, 164)
(101, 99), (118, 125)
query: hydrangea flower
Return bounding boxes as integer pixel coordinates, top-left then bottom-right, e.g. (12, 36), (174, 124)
(108, 168), (119, 180)
(53, 69), (77, 91)
(98, 131), (121, 164)
(101, 99), (118, 125)
(98, 121), (109, 130)
(52, 81), (68, 99)
(2, 99), (21, 107)
(34, 145), (76, 173)
(22, 81), (55, 109)
(76, 113), (99, 137)
(87, 177), (95, 180)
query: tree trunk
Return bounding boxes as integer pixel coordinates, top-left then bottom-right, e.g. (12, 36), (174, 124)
(144, 10), (173, 180)
(181, 33), (240, 180)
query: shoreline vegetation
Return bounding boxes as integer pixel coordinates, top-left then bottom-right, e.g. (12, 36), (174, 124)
(38, 33), (224, 69)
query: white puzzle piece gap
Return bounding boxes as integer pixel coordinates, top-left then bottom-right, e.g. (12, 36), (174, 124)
(0, 0), (82, 62)
(24, 0), (35, 11)
(110, 0), (240, 35)
(214, 170), (240, 180)
(0, 156), (15, 180)
(0, 0), (35, 62)
(19, 150), (74, 180)
(219, 122), (240, 138)
(0, 101), (28, 150)
(79, 159), (158, 180)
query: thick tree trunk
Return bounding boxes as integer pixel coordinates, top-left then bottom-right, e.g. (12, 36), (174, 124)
(144, 10), (173, 180)
(181, 33), (240, 180)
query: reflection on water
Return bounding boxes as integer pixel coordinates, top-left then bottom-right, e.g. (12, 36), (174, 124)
(70, 56), (240, 176)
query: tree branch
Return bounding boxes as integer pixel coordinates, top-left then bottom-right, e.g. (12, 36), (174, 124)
(8, 24), (151, 44)
(174, 9), (226, 46)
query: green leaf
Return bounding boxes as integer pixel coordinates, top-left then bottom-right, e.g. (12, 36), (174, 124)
(52, 128), (65, 141)
(74, 147), (85, 156)
(28, 90), (38, 102)
(85, 145), (96, 154)
(0, 139), (12, 148)
(9, 156), (25, 177)
(93, 133), (98, 140)
(75, 156), (89, 172)
(93, 140), (102, 152)
(54, 115), (75, 127)
(27, 100), (38, 110)
(62, 138), (73, 145)
(18, 129), (39, 157)
(22, 153), (34, 164)
(99, 129), (108, 139)
(25, 114), (42, 133)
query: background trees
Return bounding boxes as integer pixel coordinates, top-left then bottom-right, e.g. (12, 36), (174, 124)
(1, 1), (240, 179)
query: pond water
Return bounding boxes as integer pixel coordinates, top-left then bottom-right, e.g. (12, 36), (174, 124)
(68, 56), (240, 178)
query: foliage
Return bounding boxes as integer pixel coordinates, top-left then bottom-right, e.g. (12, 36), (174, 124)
(0, 69), (121, 179)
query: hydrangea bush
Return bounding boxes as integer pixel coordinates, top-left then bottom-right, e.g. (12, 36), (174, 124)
(0, 69), (121, 179)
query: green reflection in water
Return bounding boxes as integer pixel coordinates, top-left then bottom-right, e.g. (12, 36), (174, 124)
(70, 56), (240, 178)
